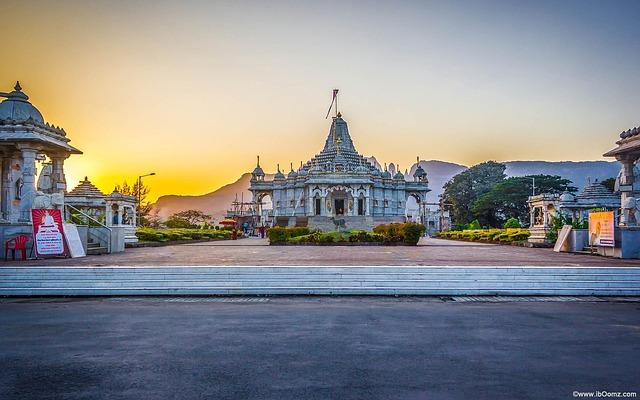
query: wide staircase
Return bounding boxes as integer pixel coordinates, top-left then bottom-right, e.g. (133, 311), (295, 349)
(1, 266), (639, 296)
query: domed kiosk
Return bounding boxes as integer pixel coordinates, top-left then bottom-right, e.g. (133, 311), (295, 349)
(0, 81), (82, 255)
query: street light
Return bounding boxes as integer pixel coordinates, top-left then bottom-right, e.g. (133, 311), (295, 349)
(137, 172), (156, 226)
(530, 176), (536, 196)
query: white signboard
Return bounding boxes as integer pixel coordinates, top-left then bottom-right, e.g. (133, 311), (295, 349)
(553, 225), (572, 252)
(63, 223), (86, 258)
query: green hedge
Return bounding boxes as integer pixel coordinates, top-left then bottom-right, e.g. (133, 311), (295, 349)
(136, 228), (232, 242)
(267, 227), (312, 244)
(287, 230), (384, 244)
(268, 224), (425, 245)
(373, 222), (426, 245)
(436, 228), (530, 243)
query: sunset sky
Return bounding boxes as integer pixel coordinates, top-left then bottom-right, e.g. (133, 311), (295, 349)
(2, 0), (639, 201)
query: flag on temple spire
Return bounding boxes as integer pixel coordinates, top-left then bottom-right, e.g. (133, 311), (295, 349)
(325, 89), (339, 119)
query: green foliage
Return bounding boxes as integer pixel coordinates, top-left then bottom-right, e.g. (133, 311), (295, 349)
(165, 216), (196, 229)
(600, 177), (616, 192)
(402, 223), (427, 245)
(136, 228), (231, 242)
(442, 161), (506, 225)
(69, 212), (106, 227)
(437, 228), (530, 243)
(471, 175), (576, 228)
(165, 210), (212, 228)
(374, 223), (426, 245)
(545, 213), (588, 242)
(267, 226), (311, 244)
(503, 217), (521, 229)
(373, 223), (405, 243)
(287, 230), (384, 244)
(468, 219), (481, 230)
(271, 224), (425, 245)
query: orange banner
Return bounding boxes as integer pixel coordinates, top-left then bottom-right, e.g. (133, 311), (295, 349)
(588, 211), (615, 247)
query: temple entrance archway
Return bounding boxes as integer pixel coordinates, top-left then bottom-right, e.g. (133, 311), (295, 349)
(405, 195), (419, 222)
(329, 189), (351, 217)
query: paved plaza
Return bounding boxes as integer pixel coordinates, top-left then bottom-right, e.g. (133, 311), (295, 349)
(3, 238), (638, 267)
(1, 296), (638, 400)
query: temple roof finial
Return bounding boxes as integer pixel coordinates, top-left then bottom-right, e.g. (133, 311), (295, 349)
(256, 155), (260, 167)
(14, 81), (21, 91)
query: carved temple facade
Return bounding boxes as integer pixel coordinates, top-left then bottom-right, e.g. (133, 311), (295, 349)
(249, 113), (430, 231)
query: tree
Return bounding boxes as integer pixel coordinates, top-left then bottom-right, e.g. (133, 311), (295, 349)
(601, 177), (616, 192)
(441, 161), (506, 225)
(114, 180), (153, 226)
(472, 175), (576, 227)
(165, 210), (212, 229)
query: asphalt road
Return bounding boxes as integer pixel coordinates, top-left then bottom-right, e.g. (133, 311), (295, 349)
(1, 297), (639, 400)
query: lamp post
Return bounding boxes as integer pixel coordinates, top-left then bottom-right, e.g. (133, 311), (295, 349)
(531, 176), (536, 196)
(137, 172), (156, 226)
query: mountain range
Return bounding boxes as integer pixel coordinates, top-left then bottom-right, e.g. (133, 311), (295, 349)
(152, 160), (620, 221)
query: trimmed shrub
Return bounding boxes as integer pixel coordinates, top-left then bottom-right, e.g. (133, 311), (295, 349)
(402, 223), (426, 245)
(136, 228), (232, 243)
(436, 228), (529, 244)
(267, 226), (312, 244)
(503, 217), (521, 229)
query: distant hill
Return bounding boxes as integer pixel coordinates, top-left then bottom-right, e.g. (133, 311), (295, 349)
(152, 160), (620, 221)
(153, 173), (260, 221)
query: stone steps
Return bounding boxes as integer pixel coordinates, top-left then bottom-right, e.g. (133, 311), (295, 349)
(1, 266), (639, 296)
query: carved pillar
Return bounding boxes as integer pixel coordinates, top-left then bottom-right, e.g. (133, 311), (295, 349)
(20, 148), (37, 221)
(50, 155), (67, 194)
(131, 206), (137, 226)
(618, 156), (638, 226)
(1, 157), (10, 221)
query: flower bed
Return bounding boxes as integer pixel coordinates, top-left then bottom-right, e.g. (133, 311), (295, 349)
(268, 223), (425, 245)
(136, 228), (232, 243)
(435, 228), (530, 244)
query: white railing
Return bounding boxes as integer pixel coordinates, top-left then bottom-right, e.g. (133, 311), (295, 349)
(64, 204), (112, 253)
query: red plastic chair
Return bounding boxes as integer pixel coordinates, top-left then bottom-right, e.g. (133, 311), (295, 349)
(5, 234), (30, 261)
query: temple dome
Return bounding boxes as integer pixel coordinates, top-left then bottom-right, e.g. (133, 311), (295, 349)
(252, 156), (265, 177)
(252, 165), (265, 177)
(0, 82), (45, 123)
(274, 165), (285, 180)
(559, 191), (576, 202)
(394, 169), (405, 180)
